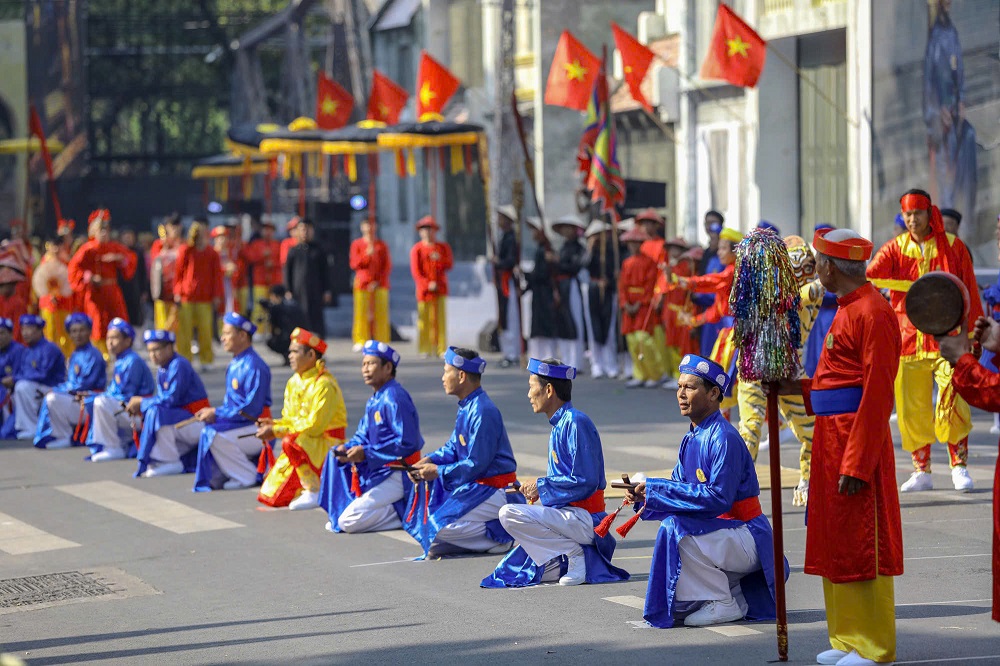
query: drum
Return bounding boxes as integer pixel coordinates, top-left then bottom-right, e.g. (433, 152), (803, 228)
(904, 271), (969, 336)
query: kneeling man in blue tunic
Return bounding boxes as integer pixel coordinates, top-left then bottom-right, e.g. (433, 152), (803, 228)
(320, 340), (424, 533)
(34, 313), (106, 449)
(11, 314), (66, 439)
(481, 358), (629, 588)
(624, 354), (786, 628)
(407, 347), (523, 557)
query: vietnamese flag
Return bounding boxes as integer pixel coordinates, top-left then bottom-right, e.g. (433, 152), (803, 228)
(367, 69), (409, 124)
(611, 22), (655, 112)
(415, 51), (461, 118)
(699, 3), (767, 87)
(544, 31), (600, 111)
(316, 72), (354, 129)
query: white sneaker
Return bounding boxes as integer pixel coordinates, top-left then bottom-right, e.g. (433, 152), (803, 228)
(816, 649), (848, 665)
(558, 547), (586, 586)
(661, 378), (679, 390)
(142, 461), (185, 477)
(324, 520), (335, 532)
(835, 651), (876, 666)
(91, 449), (125, 463)
(792, 479), (809, 507)
(351, 343), (363, 353)
(625, 378), (643, 388)
(643, 379), (659, 388)
(900, 470), (933, 492)
(289, 490), (320, 511)
(683, 598), (744, 626)
(951, 466), (974, 492)
(991, 424), (1000, 436)
(44, 438), (71, 450)
(223, 479), (252, 490)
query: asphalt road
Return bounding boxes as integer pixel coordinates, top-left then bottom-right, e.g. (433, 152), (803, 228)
(0, 340), (997, 665)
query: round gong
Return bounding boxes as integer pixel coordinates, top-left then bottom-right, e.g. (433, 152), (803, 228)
(904, 271), (969, 336)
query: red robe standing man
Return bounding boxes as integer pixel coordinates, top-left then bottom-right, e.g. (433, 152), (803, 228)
(67, 209), (137, 357)
(241, 219), (282, 335)
(409, 215), (453, 358)
(782, 228), (904, 666)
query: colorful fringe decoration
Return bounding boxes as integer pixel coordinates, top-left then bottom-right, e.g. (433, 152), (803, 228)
(729, 229), (802, 382)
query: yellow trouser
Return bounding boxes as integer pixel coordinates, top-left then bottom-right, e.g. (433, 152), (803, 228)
(895, 356), (971, 453)
(626, 331), (661, 382)
(416, 297), (447, 356)
(823, 575), (896, 662)
(41, 309), (73, 358)
(652, 325), (668, 378)
(737, 380), (815, 479)
(663, 345), (681, 379)
(177, 301), (214, 364)
(154, 300), (178, 331)
(352, 287), (390, 345)
(250, 285), (270, 336)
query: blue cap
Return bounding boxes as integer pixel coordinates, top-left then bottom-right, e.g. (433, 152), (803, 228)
(143, 329), (176, 344)
(815, 223), (835, 232)
(19, 314), (44, 328)
(445, 346), (486, 374)
(894, 213), (906, 230)
(527, 358), (577, 380)
(0, 318), (13, 331)
(223, 312), (257, 336)
(708, 222), (723, 234)
(107, 317), (135, 339)
(64, 312), (93, 330)
(362, 339), (400, 366)
(757, 220), (780, 234)
(678, 354), (731, 394)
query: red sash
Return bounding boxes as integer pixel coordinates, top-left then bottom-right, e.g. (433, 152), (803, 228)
(570, 489), (606, 514)
(326, 426), (346, 440)
(718, 496), (762, 522)
(183, 398), (210, 414)
(476, 471), (517, 489)
(499, 269), (512, 298)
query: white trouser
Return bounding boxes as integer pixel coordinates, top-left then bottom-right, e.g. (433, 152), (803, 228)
(528, 338), (557, 362)
(620, 351), (633, 379)
(44, 392), (81, 448)
(91, 394), (133, 454)
(675, 525), (760, 614)
(558, 282), (585, 371)
(339, 474), (404, 533)
(586, 295), (618, 378)
(498, 503), (593, 566)
(432, 488), (509, 552)
(14, 380), (52, 439)
(150, 420), (204, 463)
(499, 277), (522, 362)
(206, 425), (260, 486)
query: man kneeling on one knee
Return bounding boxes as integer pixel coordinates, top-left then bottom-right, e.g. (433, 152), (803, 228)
(625, 355), (785, 628)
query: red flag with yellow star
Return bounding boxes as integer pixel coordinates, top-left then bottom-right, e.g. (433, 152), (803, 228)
(699, 3), (766, 88)
(367, 69), (409, 124)
(544, 31), (600, 111)
(611, 22), (655, 112)
(316, 72), (353, 129)
(415, 51), (461, 119)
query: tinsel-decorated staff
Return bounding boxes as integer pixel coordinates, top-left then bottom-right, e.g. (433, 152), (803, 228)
(729, 228), (801, 662)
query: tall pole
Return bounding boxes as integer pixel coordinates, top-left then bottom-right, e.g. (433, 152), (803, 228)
(766, 386), (789, 661)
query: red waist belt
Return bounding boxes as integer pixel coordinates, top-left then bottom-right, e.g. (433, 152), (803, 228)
(326, 427), (346, 439)
(390, 451), (421, 468)
(183, 398), (211, 414)
(569, 489), (606, 514)
(718, 496), (762, 522)
(476, 471), (517, 489)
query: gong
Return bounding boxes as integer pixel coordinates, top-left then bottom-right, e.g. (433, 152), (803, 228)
(904, 271), (969, 336)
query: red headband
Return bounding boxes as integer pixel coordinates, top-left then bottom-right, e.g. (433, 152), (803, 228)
(900, 193), (931, 213)
(812, 228), (873, 261)
(290, 327), (327, 355)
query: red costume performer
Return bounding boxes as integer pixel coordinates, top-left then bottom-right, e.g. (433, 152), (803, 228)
(280, 217), (300, 269)
(67, 210), (137, 349)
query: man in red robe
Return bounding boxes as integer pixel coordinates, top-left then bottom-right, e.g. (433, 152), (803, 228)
(67, 209), (137, 357)
(782, 228), (904, 666)
(937, 316), (1000, 623)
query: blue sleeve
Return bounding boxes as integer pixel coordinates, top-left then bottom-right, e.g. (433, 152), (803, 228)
(121, 357), (155, 399)
(537, 417), (602, 507)
(25, 344), (67, 385)
(218, 361), (271, 420)
(142, 360), (187, 412)
(78, 349), (107, 392)
(438, 410), (498, 487)
(642, 430), (743, 519)
(363, 392), (422, 465)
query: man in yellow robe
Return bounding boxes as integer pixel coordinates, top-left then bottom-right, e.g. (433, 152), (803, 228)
(255, 327), (347, 510)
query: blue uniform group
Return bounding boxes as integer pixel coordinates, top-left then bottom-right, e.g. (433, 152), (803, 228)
(87, 347), (156, 458)
(34, 341), (106, 449)
(12, 335), (67, 440)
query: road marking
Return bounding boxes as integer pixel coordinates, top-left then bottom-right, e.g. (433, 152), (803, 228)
(895, 656), (1000, 664)
(0, 512), (80, 555)
(703, 624), (762, 637)
(905, 553), (990, 561)
(602, 595), (646, 610)
(55, 481), (242, 534)
(349, 558), (417, 568)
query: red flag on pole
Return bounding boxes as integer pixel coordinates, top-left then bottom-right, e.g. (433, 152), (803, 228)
(415, 51), (461, 119)
(544, 31), (600, 111)
(28, 104), (63, 222)
(699, 3), (767, 88)
(316, 72), (354, 129)
(611, 22), (655, 112)
(367, 70), (409, 124)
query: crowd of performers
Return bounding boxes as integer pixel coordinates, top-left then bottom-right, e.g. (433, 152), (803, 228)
(1, 189), (999, 666)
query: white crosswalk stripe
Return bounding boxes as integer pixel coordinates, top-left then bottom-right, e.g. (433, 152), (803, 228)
(0, 511), (80, 555)
(55, 481), (243, 534)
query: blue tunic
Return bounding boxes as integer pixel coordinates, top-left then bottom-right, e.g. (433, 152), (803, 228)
(34, 343), (106, 449)
(0, 341), (26, 439)
(86, 348), (156, 456)
(16, 338), (66, 387)
(320, 378), (423, 532)
(695, 254), (725, 358)
(481, 402), (630, 587)
(639, 410), (787, 628)
(406, 387), (524, 554)
(134, 353), (209, 477)
(804, 292), (838, 378)
(193, 348), (273, 491)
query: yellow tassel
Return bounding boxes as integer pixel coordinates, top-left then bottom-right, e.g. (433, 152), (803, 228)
(450, 145), (463, 175)
(347, 154), (358, 182)
(406, 149), (416, 177)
